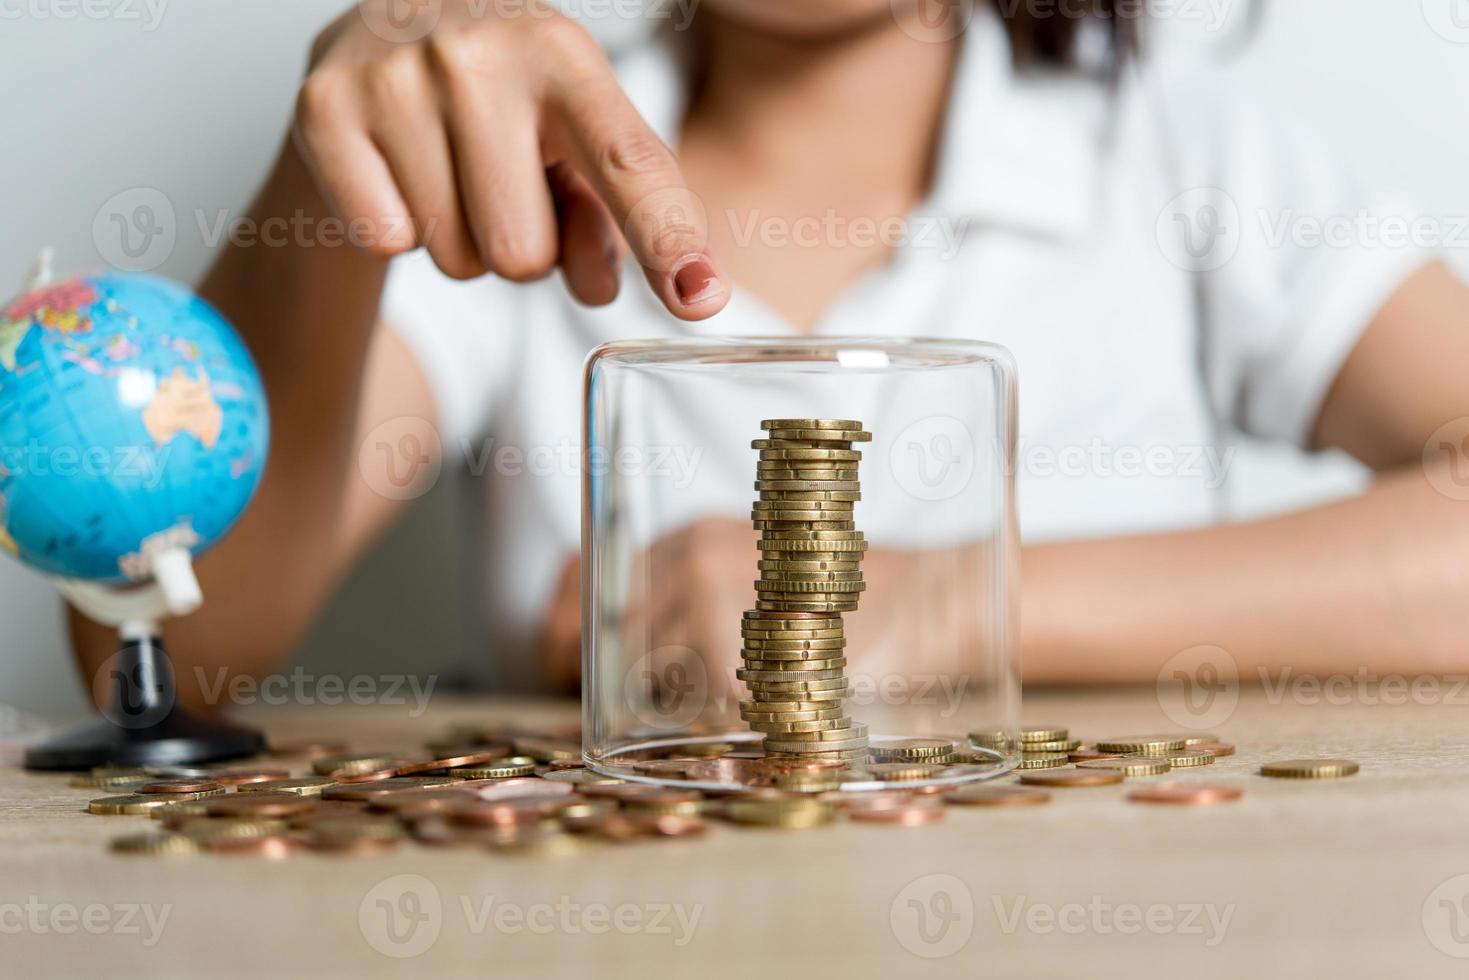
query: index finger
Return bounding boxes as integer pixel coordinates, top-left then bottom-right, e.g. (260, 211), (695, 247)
(550, 78), (729, 319)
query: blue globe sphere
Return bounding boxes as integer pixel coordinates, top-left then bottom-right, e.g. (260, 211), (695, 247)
(0, 271), (268, 583)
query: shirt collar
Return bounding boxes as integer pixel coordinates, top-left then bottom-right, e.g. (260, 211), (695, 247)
(613, 7), (1105, 243)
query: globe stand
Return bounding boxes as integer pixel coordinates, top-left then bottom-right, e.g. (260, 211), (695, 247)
(22, 546), (265, 772)
(23, 632), (264, 771)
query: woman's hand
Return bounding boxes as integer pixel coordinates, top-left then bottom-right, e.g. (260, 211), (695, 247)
(296, 0), (728, 317)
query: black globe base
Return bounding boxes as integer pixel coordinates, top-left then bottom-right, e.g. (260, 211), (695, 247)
(23, 633), (265, 772)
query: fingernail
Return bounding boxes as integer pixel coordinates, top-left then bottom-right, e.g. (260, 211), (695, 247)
(673, 257), (720, 305)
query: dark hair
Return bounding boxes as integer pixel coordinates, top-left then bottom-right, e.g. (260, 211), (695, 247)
(986, 0), (1142, 66)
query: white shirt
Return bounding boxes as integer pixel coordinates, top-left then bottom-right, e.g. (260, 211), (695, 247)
(382, 12), (1431, 689)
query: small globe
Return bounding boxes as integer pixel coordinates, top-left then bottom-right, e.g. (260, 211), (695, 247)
(0, 271), (268, 583)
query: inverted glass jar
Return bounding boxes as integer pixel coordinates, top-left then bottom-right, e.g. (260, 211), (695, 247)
(582, 338), (1019, 791)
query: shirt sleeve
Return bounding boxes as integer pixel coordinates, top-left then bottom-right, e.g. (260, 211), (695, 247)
(380, 250), (519, 448)
(1161, 73), (1438, 447)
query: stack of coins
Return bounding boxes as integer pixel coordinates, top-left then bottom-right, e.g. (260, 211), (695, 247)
(738, 419), (871, 760)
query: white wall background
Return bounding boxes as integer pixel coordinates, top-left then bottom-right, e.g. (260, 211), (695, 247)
(1, 0), (1466, 716)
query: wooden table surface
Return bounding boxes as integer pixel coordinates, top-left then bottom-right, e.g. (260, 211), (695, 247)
(3, 686), (1467, 979)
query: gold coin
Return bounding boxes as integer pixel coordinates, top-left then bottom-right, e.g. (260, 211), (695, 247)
(737, 667), (847, 683)
(1015, 753), (1071, 770)
(450, 760), (538, 779)
(752, 498), (855, 511)
(753, 520), (856, 531)
(725, 796), (835, 829)
(1019, 726), (1069, 743)
(740, 628), (846, 641)
(755, 468), (860, 481)
(149, 801), (209, 821)
(756, 479), (861, 491)
(747, 718), (850, 735)
(1094, 735), (1188, 755)
(764, 428), (872, 442)
(1076, 756), (1172, 776)
(1022, 738), (1081, 753)
(757, 570), (864, 584)
(757, 448), (863, 461)
(760, 418), (864, 431)
(756, 559), (862, 572)
(755, 599), (859, 612)
(967, 730), (1017, 751)
(109, 832), (199, 856)
(757, 534), (867, 546)
(869, 738), (956, 762)
(865, 763), (950, 782)
(752, 438), (855, 450)
(239, 777), (338, 796)
(1165, 750), (1217, 768)
(89, 793), (200, 815)
(756, 580), (866, 593)
(1258, 759), (1359, 779)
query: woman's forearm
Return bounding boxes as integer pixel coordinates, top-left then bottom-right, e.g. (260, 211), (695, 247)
(1021, 462), (1469, 683)
(70, 141), (405, 709)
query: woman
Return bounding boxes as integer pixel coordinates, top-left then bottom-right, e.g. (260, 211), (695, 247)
(70, 0), (1469, 705)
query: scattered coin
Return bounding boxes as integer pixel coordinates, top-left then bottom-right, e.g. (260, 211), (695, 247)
(1258, 759), (1359, 779)
(943, 786), (1052, 808)
(1128, 783), (1244, 806)
(1094, 735), (1189, 755)
(109, 832), (199, 856)
(1018, 768), (1126, 788)
(1165, 750), (1217, 768)
(1076, 757), (1172, 777)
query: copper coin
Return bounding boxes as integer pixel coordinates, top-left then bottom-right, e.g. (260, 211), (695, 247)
(719, 750), (767, 761)
(1127, 783), (1243, 805)
(201, 835), (303, 858)
(849, 801), (947, 826)
(943, 785), (1052, 808)
(208, 768), (290, 787)
(1018, 768), (1125, 788)
(330, 767), (401, 784)
(1193, 741), (1236, 758)
(587, 813), (652, 842)
(408, 815), (498, 848)
(205, 793), (316, 819)
(682, 758), (778, 786)
(139, 779), (224, 795)
(576, 783), (697, 802)
(395, 752), (504, 776)
(548, 759), (588, 771)
(1068, 747), (1123, 762)
(742, 610), (836, 620)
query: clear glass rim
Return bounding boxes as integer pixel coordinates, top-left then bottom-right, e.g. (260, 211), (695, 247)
(586, 335), (1016, 370)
